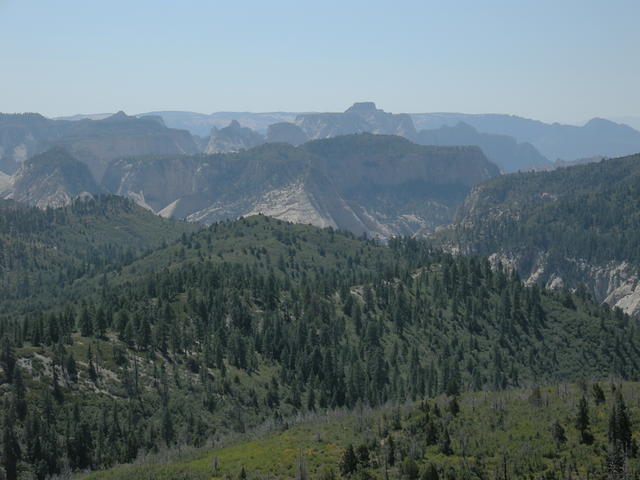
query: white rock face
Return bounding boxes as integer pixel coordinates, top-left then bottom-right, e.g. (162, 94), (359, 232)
(488, 250), (640, 317)
(0, 171), (12, 195)
(4, 148), (104, 209)
(245, 181), (337, 228)
(13, 144), (28, 164)
(125, 190), (155, 212)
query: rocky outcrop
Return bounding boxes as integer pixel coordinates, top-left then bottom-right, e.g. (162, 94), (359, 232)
(345, 102), (417, 139)
(3, 147), (103, 209)
(485, 250), (640, 317)
(265, 122), (309, 146)
(0, 171), (12, 196)
(104, 134), (499, 240)
(204, 120), (265, 154)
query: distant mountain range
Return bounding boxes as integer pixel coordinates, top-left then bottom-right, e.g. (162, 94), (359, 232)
(412, 113), (640, 162)
(40, 103), (640, 173)
(135, 105), (640, 169)
(2, 103), (640, 246)
(0, 111), (198, 179)
(608, 115), (640, 132)
(138, 110), (300, 137)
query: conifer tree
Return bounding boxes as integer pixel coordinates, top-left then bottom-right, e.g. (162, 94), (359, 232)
(2, 409), (21, 480)
(575, 396), (593, 444)
(339, 444), (358, 476)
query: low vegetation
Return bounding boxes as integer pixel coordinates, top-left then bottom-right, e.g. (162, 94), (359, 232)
(80, 382), (640, 480)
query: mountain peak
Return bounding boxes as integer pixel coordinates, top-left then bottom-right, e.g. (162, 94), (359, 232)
(345, 102), (378, 114)
(584, 117), (617, 128)
(9, 147), (103, 209)
(204, 120), (264, 154)
(106, 111), (130, 121)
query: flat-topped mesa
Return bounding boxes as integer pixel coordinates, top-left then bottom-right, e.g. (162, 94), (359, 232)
(345, 101), (379, 115)
(296, 102), (418, 140)
(265, 122), (309, 146)
(415, 121), (548, 173)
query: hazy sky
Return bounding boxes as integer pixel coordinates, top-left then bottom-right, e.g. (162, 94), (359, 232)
(1, 0), (639, 124)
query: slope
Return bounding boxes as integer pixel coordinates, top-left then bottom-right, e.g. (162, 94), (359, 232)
(2, 216), (639, 478)
(0, 195), (199, 313)
(442, 153), (640, 315)
(103, 134), (499, 239)
(4, 147), (104, 208)
(80, 382), (640, 480)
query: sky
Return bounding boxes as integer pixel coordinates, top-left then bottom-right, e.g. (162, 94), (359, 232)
(1, 0), (639, 124)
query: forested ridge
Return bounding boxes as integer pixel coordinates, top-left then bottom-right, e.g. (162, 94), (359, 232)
(0, 201), (639, 479)
(0, 196), (198, 315)
(447, 153), (640, 266)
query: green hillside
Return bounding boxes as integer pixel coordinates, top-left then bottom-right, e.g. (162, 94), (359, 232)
(448, 153), (640, 266)
(81, 382), (640, 480)
(1, 214), (639, 479)
(0, 195), (199, 314)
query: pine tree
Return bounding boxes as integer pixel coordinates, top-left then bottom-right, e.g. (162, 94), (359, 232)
(608, 390), (633, 455)
(339, 444), (358, 476)
(51, 363), (64, 403)
(78, 305), (93, 337)
(439, 428), (453, 455)
(238, 466), (247, 480)
(0, 335), (16, 383)
(65, 353), (78, 383)
(94, 306), (108, 339)
(88, 345), (98, 382)
(401, 457), (420, 480)
(162, 408), (174, 447)
(356, 444), (370, 468)
(575, 396), (593, 444)
(13, 367), (27, 421)
(422, 464), (439, 480)
(592, 383), (606, 405)
(2, 410), (21, 480)
(552, 420), (567, 447)
(307, 388), (316, 411)
(387, 435), (396, 466)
